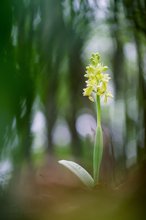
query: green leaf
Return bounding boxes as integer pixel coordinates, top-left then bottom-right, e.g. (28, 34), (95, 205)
(93, 125), (103, 184)
(58, 160), (94, 188)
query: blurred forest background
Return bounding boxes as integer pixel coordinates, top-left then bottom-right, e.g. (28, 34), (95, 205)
(0, 0), (146, 219)
(0, 0), (146, 192)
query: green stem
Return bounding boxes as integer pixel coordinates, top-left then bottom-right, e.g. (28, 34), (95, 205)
(97, 95), (101, 127)
(93, 95), (103, 185)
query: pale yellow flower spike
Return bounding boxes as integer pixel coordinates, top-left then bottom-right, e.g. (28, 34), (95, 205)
(83, 53), (113, 103)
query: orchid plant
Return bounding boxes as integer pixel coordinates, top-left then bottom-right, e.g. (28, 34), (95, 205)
(58, 53), (113, 188)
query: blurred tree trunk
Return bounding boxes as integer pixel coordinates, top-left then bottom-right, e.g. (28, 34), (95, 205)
(64, 0), (92, 159)
(16, 101), (33, 164)
(44, 67), (59, 155)
(0, 0), (14, 155)
(38, 0), (65, 154)
(67, 43), (84, 158)
(110, 0), (127, 170)
(111, 0), (125, 99)
(122, 0), (146, 163)
(14, 0), (36, 165)
(134, 33), (146, 162)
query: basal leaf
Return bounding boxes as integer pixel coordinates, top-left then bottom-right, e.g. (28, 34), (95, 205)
(58, 160), (94, 188)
